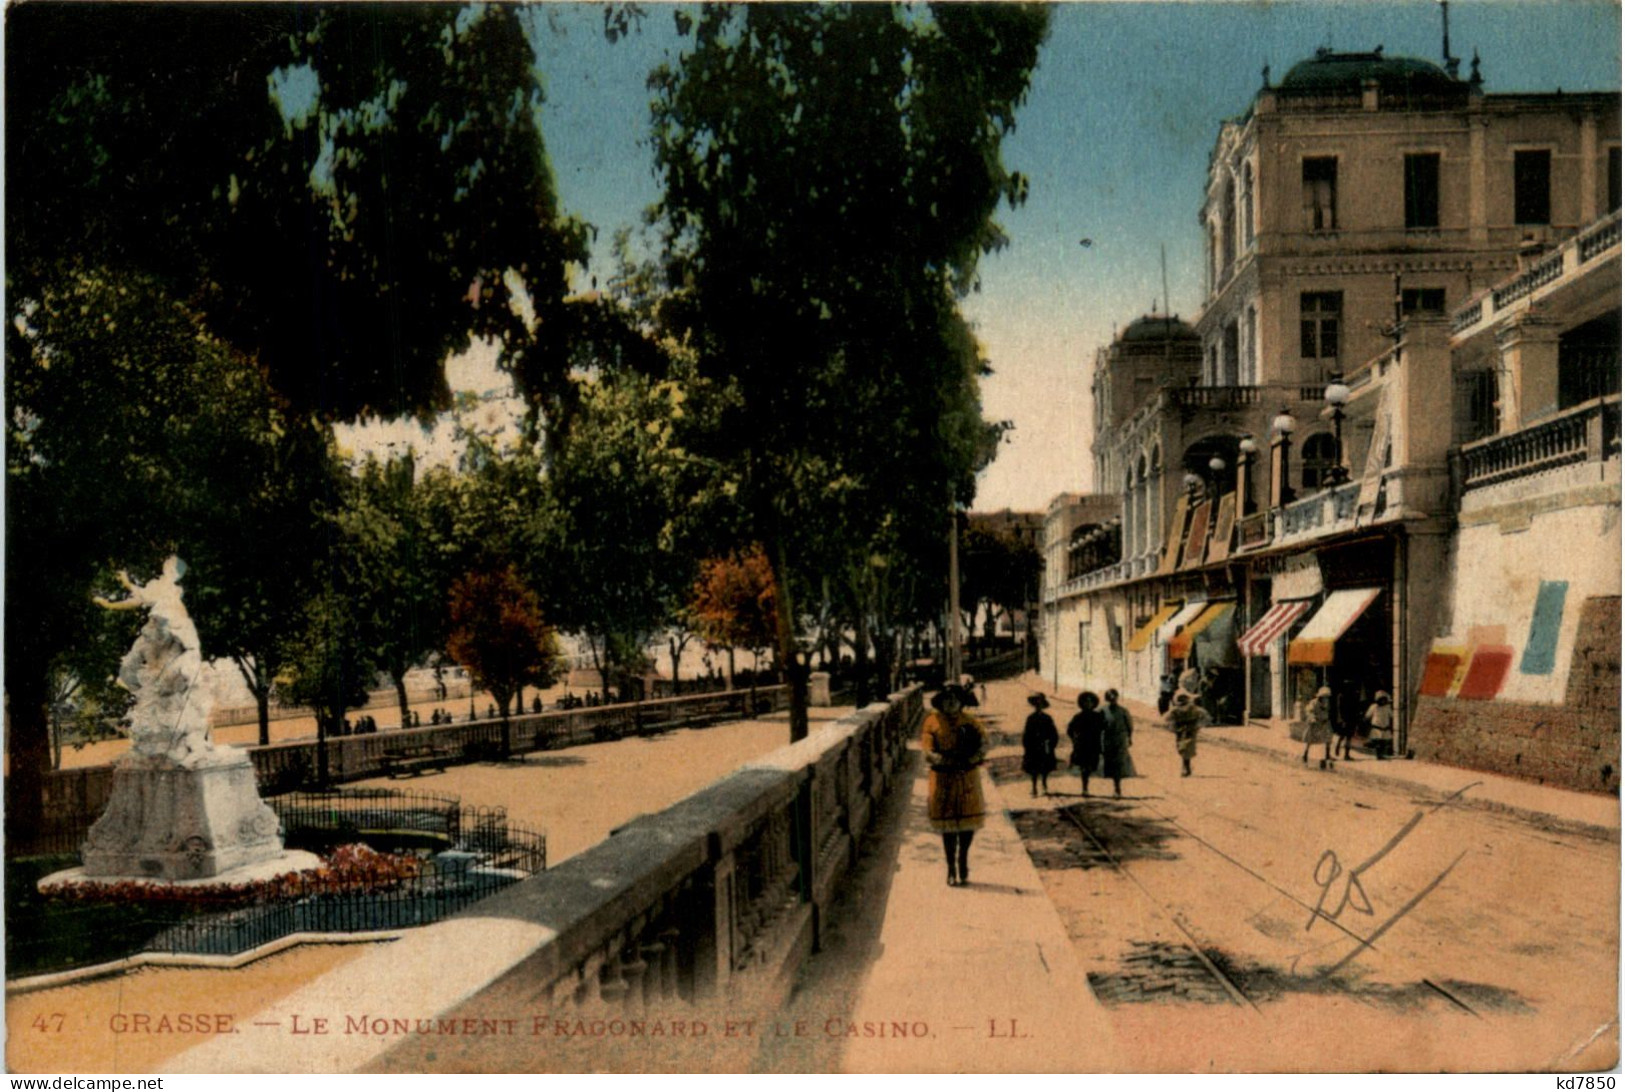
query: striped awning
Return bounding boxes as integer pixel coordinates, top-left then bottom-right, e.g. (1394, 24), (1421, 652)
(1168, 602), (1234, 660)
(1287, 588), (1384, 666)
(1157, 600), (1208, 646)
(1127, 602), (1182, 653)
(1236, 599), (1314, 658)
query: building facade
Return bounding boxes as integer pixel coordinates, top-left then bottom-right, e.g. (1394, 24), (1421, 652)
(1040, 45), (1620, 791)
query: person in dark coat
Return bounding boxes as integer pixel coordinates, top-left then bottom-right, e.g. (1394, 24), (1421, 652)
(1020, 693), (1059, 797)
(1067, 691), (1104, 796)
(1100, 689), (1136, 798)
(1157, 672), (1177, 715)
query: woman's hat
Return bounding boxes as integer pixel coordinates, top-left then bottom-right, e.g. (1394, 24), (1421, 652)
(931, 684), (979, 711)
(1173, 691), (1192, 704)
(1027, 693), (1050, 709)
(1375, 690), (1391, 702)
(1316, 686), (1332, 698)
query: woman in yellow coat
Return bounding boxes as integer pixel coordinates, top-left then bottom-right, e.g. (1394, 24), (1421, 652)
(921, 684), (987, 886)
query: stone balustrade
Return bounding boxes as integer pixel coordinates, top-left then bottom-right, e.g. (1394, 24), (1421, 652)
(1459, 396), (1620, 493)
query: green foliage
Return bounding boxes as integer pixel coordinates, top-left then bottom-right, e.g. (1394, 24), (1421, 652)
(649, 2), (1049, 734)
(9, 3), (584, 420)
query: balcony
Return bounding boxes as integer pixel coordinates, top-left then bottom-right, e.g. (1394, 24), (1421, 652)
(1167, 383), (1328, 412)
(1272, 481), (1361, 541)
(1452, 209), (1622, 342)
(1458, 395), (1620, 494)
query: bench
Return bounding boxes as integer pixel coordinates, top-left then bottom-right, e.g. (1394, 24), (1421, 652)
(379, 745), (452, 778)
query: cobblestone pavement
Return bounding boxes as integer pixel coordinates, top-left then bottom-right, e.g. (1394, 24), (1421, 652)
(980, 678), (1619, 1072)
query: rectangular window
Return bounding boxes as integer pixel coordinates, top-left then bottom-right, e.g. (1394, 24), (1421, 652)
(1402, 288), (1447, 315)
(1404, 153), (1441, 229)
(1514, 149), (1551, 225)
(1609, 146), (1621, 213)
(1300, 291), (1342, 359)
(1303, 157), (1338, 231)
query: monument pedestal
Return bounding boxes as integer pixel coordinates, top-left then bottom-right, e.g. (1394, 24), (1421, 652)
(81, 750), (284, 881)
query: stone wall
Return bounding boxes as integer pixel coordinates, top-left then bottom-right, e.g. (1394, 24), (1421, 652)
(1410, 683), (1620, 795)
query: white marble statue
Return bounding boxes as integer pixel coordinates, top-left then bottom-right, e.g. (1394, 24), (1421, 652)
(94, 556), (214, 764)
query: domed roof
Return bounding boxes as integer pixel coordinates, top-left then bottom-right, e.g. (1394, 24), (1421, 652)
(1120, 315), (1198, 344)
(1278, 49), (1459, 97)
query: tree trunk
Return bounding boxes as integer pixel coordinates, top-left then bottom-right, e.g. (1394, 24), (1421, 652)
(394, 674), (411, 731)
(853, 608), (873, 708)
(315, 713), (331, 787)
(727, 647), (736, 691)
(6, 664), (53, 844)
(769, 534), (810, 743)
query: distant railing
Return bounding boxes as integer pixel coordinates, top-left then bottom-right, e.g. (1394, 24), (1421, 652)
(30, 688), (791, 843)
(1578, 211), (1623, 264)
(1166, 383), (1327, 411)
(1459, 396), (1619, 492)
(1282, 494), (1326, 536)
(1451, 297), (1485, 335)
(1454, 210), (1622, 338)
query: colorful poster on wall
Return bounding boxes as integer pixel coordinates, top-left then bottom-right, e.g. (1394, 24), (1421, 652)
(1459, 645), (1516, 700)
(1519, 580), (1570, 675)
(1180, 499), (1211, 569)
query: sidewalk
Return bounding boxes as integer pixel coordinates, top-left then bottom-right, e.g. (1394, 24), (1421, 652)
(775, 689), (1121, 1072)
(1014, 671), (1620, 840)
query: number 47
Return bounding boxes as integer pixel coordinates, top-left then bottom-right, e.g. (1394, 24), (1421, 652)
(31, 1013), (65, 1032)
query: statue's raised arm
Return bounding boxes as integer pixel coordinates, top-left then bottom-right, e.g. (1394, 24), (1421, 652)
(93, 556), (211, 762)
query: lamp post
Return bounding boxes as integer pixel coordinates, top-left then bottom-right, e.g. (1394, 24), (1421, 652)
(1238, 434), (1258, 515)
(1324, 374), (1351, 485)
(1207, 454), (1227, 500)
(1272, 405), (1297, 507)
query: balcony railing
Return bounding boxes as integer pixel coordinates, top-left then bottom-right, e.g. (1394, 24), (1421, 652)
(1236, 511), (1270, 549)
(1459, 396), (1620, 492)
(1454, 209), (1622, 339)
(1167, 383), (1327, 411)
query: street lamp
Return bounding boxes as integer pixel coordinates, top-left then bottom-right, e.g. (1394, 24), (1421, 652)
(1238, 434), (1258, 515)
(1207, 454), (1227, 499)
(1273, 405), (1297, 506)
(1324, 374), (1351, 485)
(1183, 471), (1203, 497)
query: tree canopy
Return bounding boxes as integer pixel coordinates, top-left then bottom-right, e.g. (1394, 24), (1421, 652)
(650, 2), (1049, 737)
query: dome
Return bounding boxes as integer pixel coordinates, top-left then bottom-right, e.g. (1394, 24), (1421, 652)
(1278, 49), (1460, 97)
(1119, 315), (1199, 344)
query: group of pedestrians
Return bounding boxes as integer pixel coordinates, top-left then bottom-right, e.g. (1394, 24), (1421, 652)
(1299, 685), (1395, 768)
(1020, 690), (1136, 799)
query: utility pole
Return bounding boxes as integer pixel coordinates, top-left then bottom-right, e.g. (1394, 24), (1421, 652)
(947, 503), (962, 685)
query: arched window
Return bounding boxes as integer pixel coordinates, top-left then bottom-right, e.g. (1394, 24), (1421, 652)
(1301, 432), (1339, 490)
(1242, 163), (1255, 245)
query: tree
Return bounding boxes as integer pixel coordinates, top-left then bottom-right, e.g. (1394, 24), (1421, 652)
(446, 567), (562, 757)
(186, 416), (344, 746)
(279, 576), (378, 787)
(338, 452), (461, 730)
(9, 4), (586, 421)
(689, 547), (780, 702)
(650, 3), (1049, 740)
(548, 365), (718, 704)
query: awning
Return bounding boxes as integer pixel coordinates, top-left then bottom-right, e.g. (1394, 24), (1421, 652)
(1157, 600), (1208, 646)
(1127, 602), (1182, 653)
(1168, 602), (1234, 660)
(1287, 588), (1384, 666)
(1236, 600), (1314, 657)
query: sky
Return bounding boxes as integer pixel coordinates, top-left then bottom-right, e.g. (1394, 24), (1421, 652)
(356, 1), (1621, 509)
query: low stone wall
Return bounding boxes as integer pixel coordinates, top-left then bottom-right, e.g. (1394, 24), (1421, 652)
(353, 687), (924, 1072)
(1409, 694), (1621, 794)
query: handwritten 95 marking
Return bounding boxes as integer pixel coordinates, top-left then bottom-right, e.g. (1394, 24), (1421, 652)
(1305, 781), (1479, 975)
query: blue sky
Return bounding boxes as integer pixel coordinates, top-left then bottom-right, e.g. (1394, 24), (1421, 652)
(515, 1), (1621, 512)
